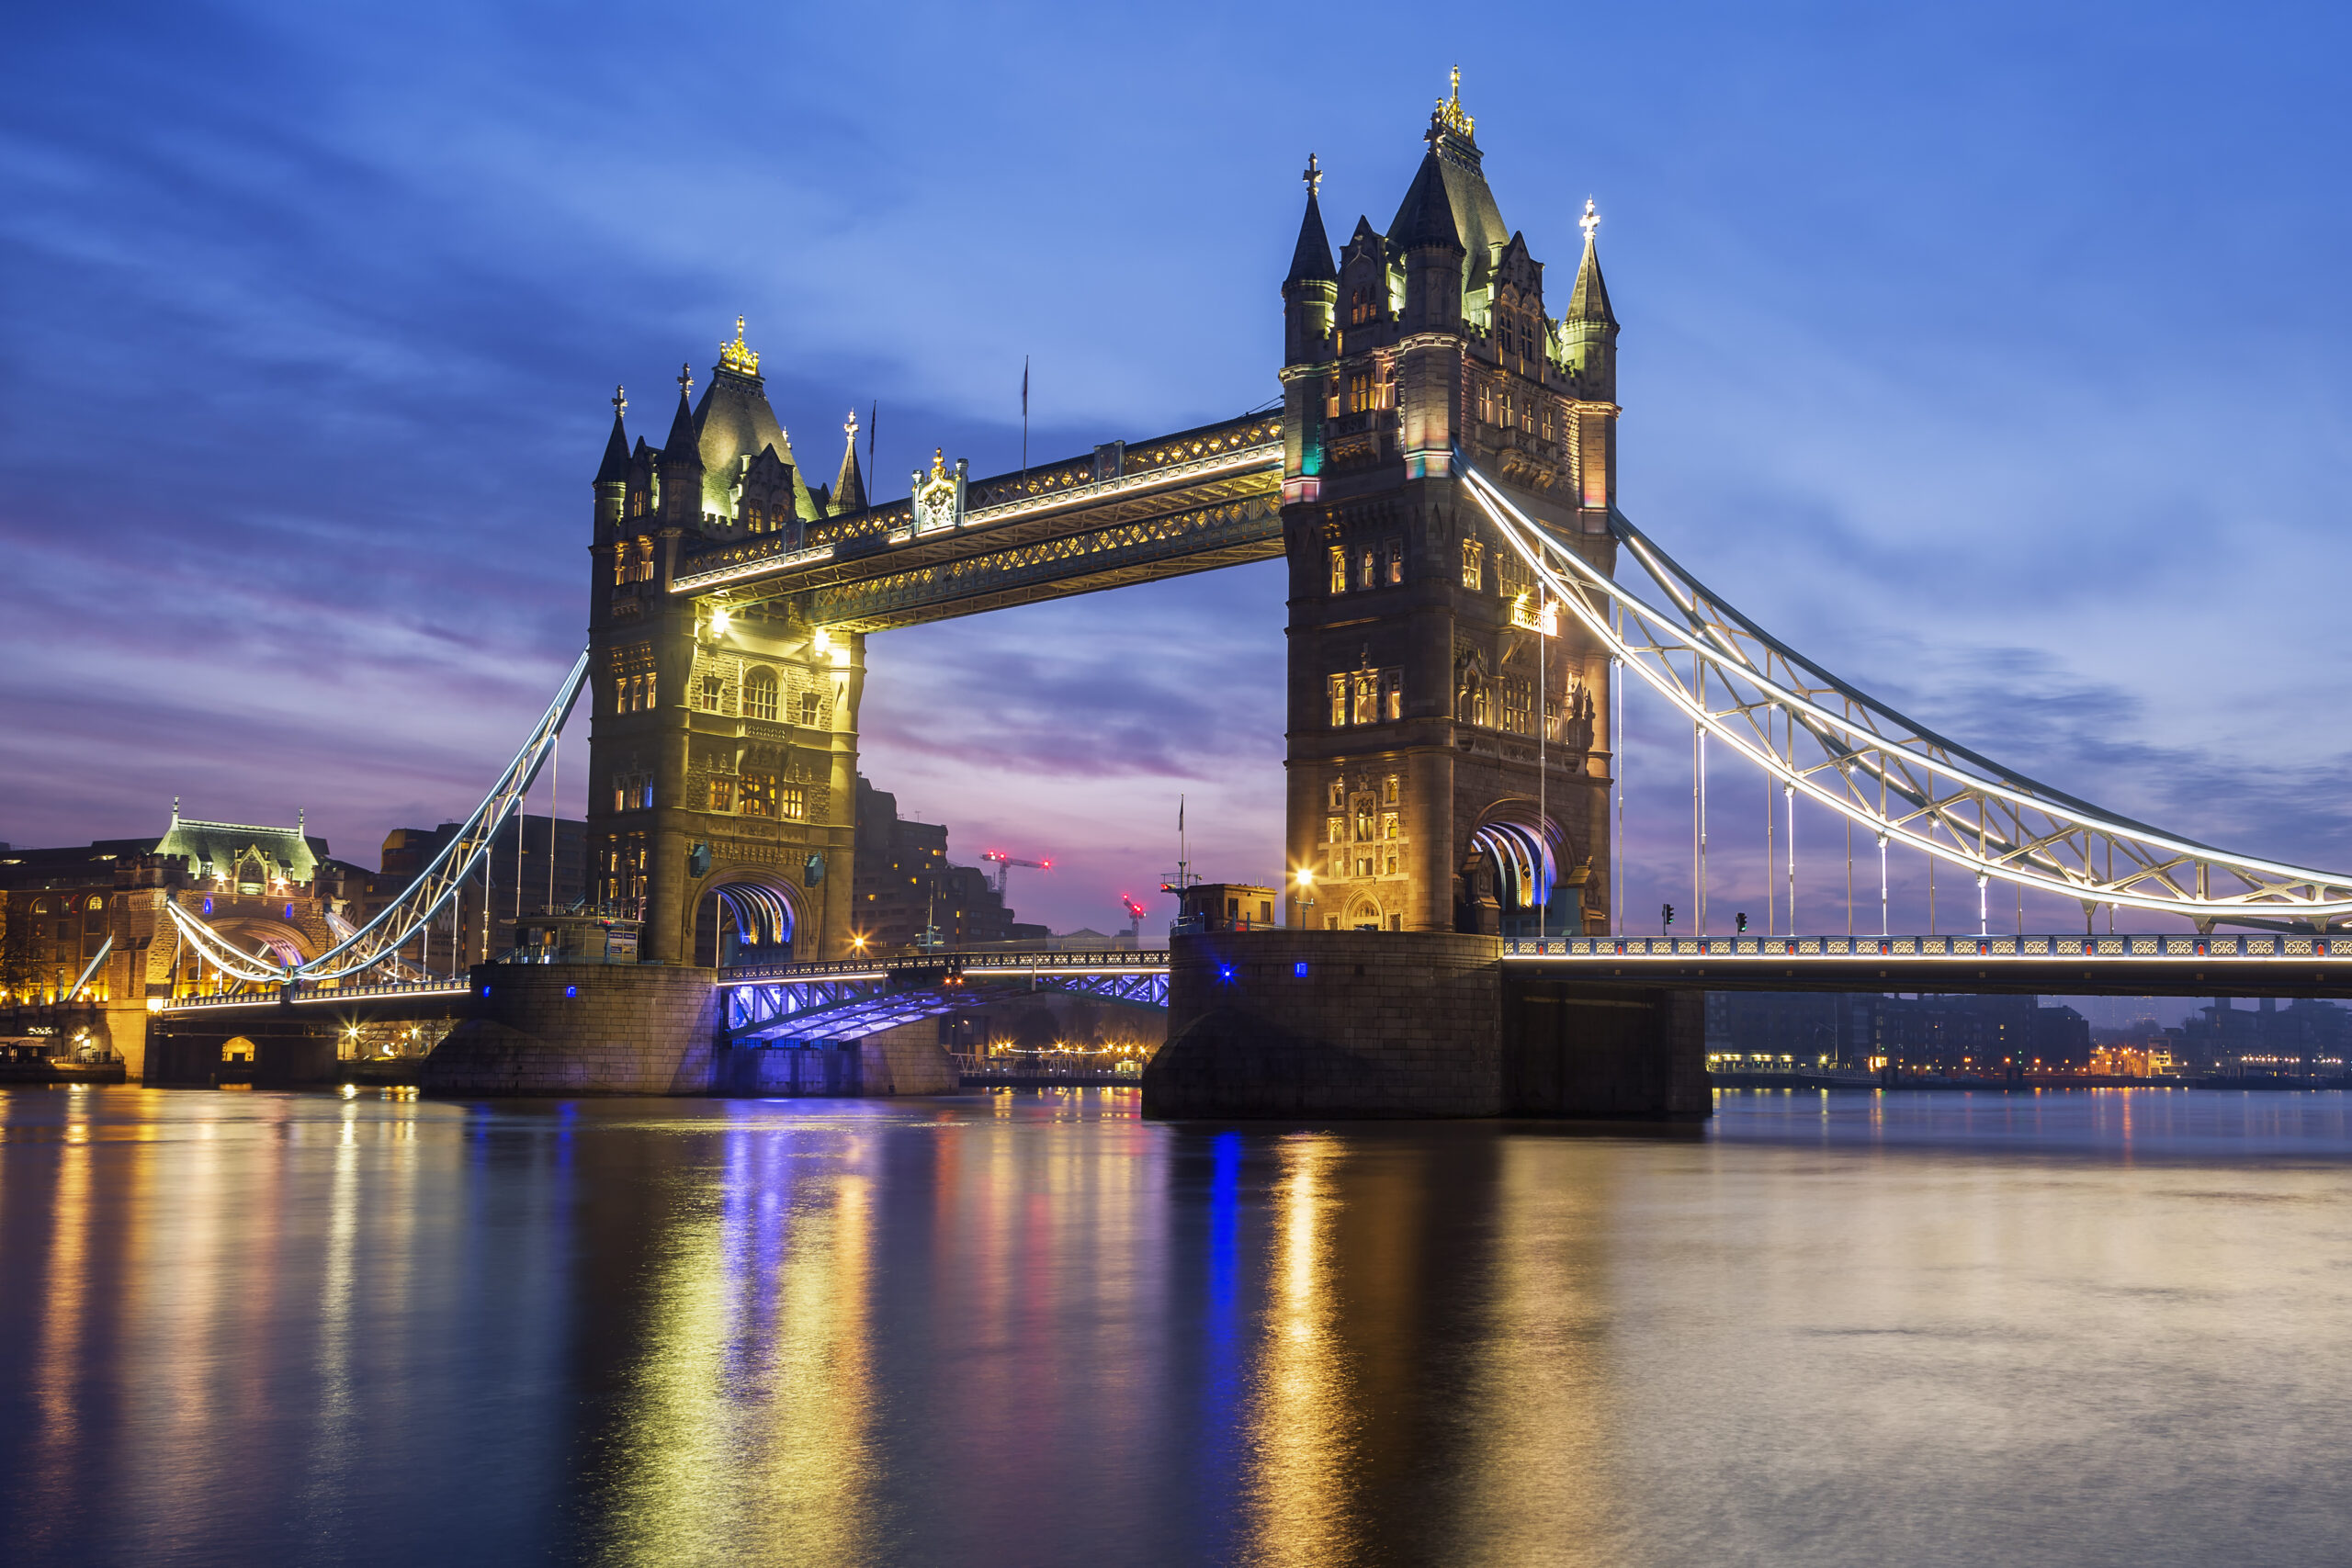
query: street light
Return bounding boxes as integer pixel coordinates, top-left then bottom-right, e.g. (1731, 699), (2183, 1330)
(1294, 865), (1317, 928)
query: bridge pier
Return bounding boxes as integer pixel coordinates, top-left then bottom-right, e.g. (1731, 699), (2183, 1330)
(1143, 931), (1709, 1121)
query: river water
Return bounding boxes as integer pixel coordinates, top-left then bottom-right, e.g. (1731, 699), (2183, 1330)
(2, 1086), (2348, 1567)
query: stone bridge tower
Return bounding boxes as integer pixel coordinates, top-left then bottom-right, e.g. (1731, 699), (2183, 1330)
(585, 322), (865, 966)
(1280, 77), (1620, 938)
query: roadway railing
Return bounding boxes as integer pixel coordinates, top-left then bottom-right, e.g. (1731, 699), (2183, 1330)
(153, 980), (475, 1014)
(1508, 934), (2346, 962)
(720, 949), (1169, 985)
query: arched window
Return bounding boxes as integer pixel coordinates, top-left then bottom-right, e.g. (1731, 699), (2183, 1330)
(744, 667), (778, 722)
(85, 896), (104, 912)
(32, 897), (51, 914)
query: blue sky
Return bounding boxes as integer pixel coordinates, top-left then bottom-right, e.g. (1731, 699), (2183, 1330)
(4, 0), (2350, 951)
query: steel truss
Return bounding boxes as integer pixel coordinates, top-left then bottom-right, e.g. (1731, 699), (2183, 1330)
(165, 649), (591, 983)
(722, 958), (1170, 1046)
(1454, 456), (2352, 931)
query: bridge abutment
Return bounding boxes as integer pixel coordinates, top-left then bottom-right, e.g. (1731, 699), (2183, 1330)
(424, 964), (720, 1095)
(1143, 931), (1708, 1120)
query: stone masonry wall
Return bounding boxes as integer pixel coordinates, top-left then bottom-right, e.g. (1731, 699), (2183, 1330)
(424, 964), (720, 1095)
(1145, 931), (1505, 1117)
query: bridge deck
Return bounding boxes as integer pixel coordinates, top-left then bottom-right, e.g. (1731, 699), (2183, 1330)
(672, 416), (1282, 629)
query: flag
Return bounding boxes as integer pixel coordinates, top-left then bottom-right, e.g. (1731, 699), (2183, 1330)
(1022, 355), (1029, 418)
(1178, 795), (1184, 832)
(867, 400), (876, 475)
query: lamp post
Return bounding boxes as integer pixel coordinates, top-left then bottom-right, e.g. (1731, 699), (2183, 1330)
(1294, 867), (1317, 930)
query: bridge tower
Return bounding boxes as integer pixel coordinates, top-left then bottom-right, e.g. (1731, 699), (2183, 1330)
(585, 322), (863, 966)
(1280, 76), (1620, 938)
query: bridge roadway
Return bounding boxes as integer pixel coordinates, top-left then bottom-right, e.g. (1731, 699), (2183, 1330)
(670, 414), (1283, 630)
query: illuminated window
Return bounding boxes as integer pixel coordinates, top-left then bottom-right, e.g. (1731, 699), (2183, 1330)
(1359, 550), (1375, 591)
(780, 785), (807, 820)
(707, 776), (734, 812)
(1348, 371), (1376, 413)
(1349, 285), (1379, 325)
(1352, 671), (1377, 726)
(1329, 546), (1347, 594)
(1326, 815), (1344, 845)
(1353, 798), (1375, 841)
(1328, 781), (1345, 810)
(1384, 541), (1403, 584)
(1382, 670), (1402, 722)
(629, 490), (647, 518)
(696, 673), (724, 711)
(1329, 673), (1347, 728)
(1462, 540), (1483, 592)
(1382, 813), (1398, 841)
(744, 667), (778, 722)
(739, 774), (779, 818)
(745, 503), (764, 532)
(798, 691), (820, 727)
(1385, 853), (1399, 877)
(632, 537), (656, 582)
(1383, 774), (1399, 806)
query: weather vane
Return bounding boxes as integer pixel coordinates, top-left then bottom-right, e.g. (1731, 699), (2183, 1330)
(1579, 197), (1600, 245)
(676, 361), (693, 396)
(1302, 152), (1321, 197)
(612, 383), (627, 415)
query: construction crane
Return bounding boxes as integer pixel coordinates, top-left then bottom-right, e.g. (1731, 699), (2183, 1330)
(981, 851), (1050, 900)
(1120, 895), (1148, 944)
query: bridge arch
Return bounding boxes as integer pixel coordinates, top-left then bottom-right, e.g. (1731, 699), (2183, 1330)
(692, 873), (801, 967)
(1460, 799), (1577, 940)
(208, 916), (314, 969)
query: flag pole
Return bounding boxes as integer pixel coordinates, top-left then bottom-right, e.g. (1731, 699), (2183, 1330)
(1021, 355), (1030, 487)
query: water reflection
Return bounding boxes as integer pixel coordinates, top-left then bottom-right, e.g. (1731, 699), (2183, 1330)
(2, 1089), (2352, 1566)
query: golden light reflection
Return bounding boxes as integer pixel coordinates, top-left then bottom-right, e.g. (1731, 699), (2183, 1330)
(1244, 1134), (1359, 1567)
(602, 1131), (876, 1566)
(28, 1089), (95, 1504)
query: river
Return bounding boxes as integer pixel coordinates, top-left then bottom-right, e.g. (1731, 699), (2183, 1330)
(1, 1085), (2347, 1566)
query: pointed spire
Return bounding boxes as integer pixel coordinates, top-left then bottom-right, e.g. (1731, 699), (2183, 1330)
(1285, 153), (1336, 285)
(831, 409), (867, 514)
(1566, 198), (1617, 326)
(594, 384), (631, 483)
(662, 362), (701, 463)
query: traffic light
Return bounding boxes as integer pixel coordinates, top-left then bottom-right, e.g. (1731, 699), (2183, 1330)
(1661, 902), (1675, 932)
(1736, 911), (1748, 932)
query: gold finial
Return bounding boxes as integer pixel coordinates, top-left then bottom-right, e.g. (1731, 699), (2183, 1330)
(1434, 64), (1475, 139)
(1579, 197), (1600, 246)
(612, 383), (627, 415)
(844, 408), (859, 440)
(1302, 152), (1321, 197)
(929, 446), (947, 481)
(718, 315), (760, 376)
(676, 361), (694, 397)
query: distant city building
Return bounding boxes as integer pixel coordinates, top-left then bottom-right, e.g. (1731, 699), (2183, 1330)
(1706, 991), (2089, 1073)
(1175, 883), (1280, 932)
(2176, 996), (2350, 1077)
(375, 814), (587, 965)
(850, 777), (1043, 951)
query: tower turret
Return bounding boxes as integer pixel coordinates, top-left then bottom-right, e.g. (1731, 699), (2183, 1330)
(1282, 155), (1339, 504)
(1562, 198), (1620, 515)
(660, 364), (704, 525)
(594, 385), (630, 536)
(831, 409), (868, 515)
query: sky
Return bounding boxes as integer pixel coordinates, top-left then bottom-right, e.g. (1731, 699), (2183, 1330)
(5, 0), (2352, 966)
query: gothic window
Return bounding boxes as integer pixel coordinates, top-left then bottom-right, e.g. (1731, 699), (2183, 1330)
(1329, 674), (1348, 728)
(1353, 797), (1375, 841)
(696, 673), (724, 711)
(746, 503), (764, 532)
(631, 537), (655, 582)
(1358, 550), (1375, 591)
(1349, 285), (1379, 325)
(1462, 540), (1484, 592)
(1351, 671), (1377, 727)
(1329, 782), (1345, 810)
(1503, 677), (1532, 736)
(1385, 852), (1399, 876)
(798, 691), (820, 727)
(1382, 812), (1399, 841)
(1348, 372), (1374, 414)
(1383, 774), (1399, 806)
(739, 774), (779, 818)
(612, 549), (628, 587)
(707, 776), (734, 812)
(780, 785), (807, 820)
(629, 490), (647, 518)
(1329, 546), (1347, 594)
(1382, 670), (1402, 722)
(1326, 815), (1344, 845)
(1384, 541), (1403, 584)
(1324, 378), (1341, 419)
(744, 668), (778, 722)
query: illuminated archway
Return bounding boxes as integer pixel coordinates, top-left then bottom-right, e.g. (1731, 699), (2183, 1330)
(692, 874), (800, 967)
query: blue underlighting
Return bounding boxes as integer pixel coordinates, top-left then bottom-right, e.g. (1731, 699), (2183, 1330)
(1216, 963), (1237, 983)
(481, 985), (492, 996)
(201, 897), (212, 916)
(1293, 960), (1308, 978)
(565, 985), (578, 998)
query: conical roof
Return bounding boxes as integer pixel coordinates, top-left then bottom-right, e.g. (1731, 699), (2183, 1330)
(831, 417), (867, 514)
(1566, 231), (1616, 327)
(662, 373), (702, 466)
(594, 399), (630, 484)
(1286, 188), (1336, 284)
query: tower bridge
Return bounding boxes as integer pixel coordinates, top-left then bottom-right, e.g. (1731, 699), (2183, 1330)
(131, 76), (2352, 1114)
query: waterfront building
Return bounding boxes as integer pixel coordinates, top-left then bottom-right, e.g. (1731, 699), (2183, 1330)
(1705, 990), (2090, 1073)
